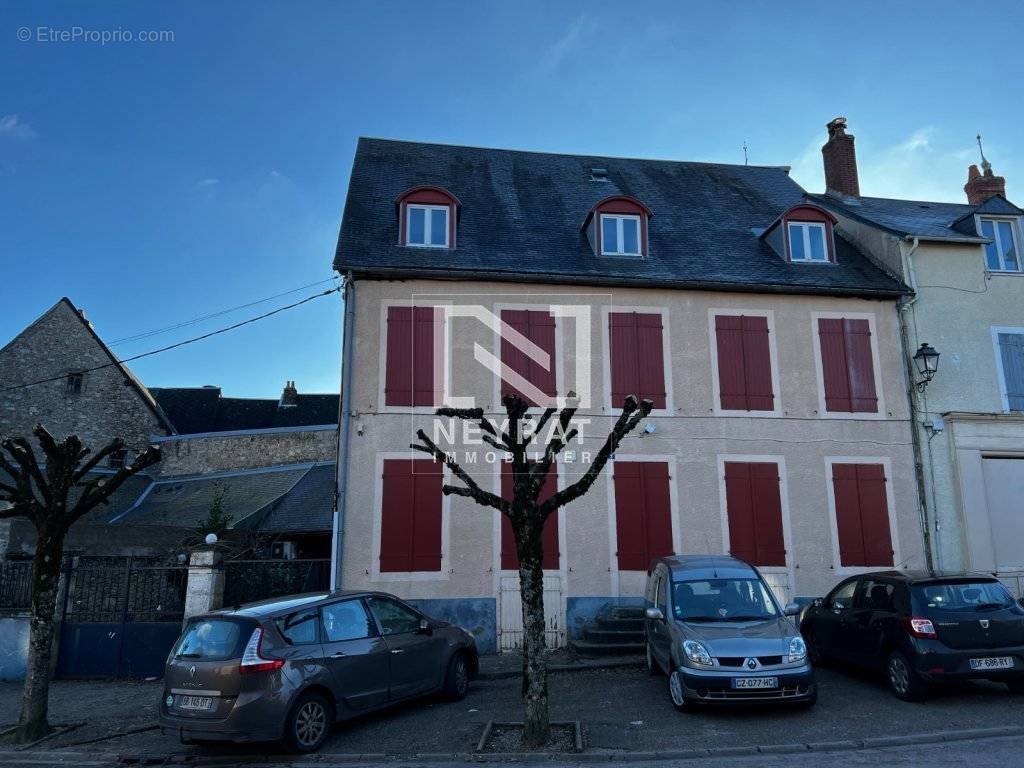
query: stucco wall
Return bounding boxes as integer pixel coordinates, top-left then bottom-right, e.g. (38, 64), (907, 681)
(154, 427), (337, 476)
(336, 279), (922, 612)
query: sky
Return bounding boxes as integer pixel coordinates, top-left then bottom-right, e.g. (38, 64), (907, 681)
(2, 1), (1022, 398)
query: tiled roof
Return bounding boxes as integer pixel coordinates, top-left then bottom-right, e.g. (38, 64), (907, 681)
(240, 463), (335, 533)
(334, 138), (906, 297)
(150, 388), (338, 434)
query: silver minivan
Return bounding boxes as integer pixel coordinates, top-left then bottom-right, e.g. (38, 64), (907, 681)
(644, 555), (816, 710)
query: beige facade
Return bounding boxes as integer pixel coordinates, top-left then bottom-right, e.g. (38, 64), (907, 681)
(336, 278), (923, 635)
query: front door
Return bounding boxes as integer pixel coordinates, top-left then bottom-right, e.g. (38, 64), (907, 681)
(498, 574), (564, 651)
(366, 596), (444, 700)
(320, 599), (390, 711)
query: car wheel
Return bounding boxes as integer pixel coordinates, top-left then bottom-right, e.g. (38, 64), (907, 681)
(284, 690), (333, 753)
(886, 651), (926, 702)
(443, 652), (471, 701)
(646, 641), (661, 676)
(668, 669), (689, 712)
(1005, 678), (1024, 694)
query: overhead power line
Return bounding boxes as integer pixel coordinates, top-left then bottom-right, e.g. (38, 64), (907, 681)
(2, 286), (342, 394)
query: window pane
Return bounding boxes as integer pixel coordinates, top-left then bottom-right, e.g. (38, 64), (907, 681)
(408, 207), (426, 245)
(808, 225), (826, 261)
(622, 218), (640, 254)
(788, 224), (806, 260)
(602, 216), (619, 253)
(322, 600), (375, 642)
(275, 608), (319, 645)
(998, 221), (1018, 270)
(367, 597), (421, 635)
(981, 220), (1000, 270)
(430, 208), (448, 246)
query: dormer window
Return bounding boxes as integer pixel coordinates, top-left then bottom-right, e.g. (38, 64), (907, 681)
(601, 214), (641, 256)
(787, 221), (829, 262)
(397, 186), (459, 249)
(979, 217), (1021, 272)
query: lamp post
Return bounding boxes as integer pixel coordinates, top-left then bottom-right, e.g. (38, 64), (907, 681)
(912, 343), (940, 392)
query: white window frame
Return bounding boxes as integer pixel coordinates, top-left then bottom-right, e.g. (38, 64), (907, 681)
(377, 300), (451, 414)
(599, 305), (674, 416)
(706, 308), (783, 418)
(978, 216), (1023, 273)
(823, 456), (903, 576)
(809, 310), (887, 420)
(991, 326), (1024, 413)
(599, 214), (642, 256)
(787, 221), (830, 263)
(405, 204), (450, 248)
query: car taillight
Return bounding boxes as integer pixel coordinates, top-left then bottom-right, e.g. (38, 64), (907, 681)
(239, 627), (284, 674)
(904, 617), (936, 639)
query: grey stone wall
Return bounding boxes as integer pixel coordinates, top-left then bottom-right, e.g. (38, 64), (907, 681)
(156, 427), (337, 476)
(3, 517), (189, 559)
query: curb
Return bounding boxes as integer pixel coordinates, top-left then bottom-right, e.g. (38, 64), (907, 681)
(477, 658), (643, 681)
(2, 725), (1023, 765)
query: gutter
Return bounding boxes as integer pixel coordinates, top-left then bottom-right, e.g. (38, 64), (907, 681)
(331, 272), (356, 590)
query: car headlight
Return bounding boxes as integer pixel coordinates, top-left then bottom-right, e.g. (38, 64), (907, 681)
(788, 636), (807, 663)
(682, 639), (713, 666)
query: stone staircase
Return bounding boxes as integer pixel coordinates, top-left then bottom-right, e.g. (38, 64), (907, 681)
(569, 604), (646, 656)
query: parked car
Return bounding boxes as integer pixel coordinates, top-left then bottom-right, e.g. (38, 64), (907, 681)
(800, 571), (1024, 701)
(643, 555), (816, 711)
(159, 591), (479, 752)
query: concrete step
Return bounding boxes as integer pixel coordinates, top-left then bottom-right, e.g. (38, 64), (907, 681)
(570, 638), (645, 656)
(593, 615), (645, 632)
(584, 627), (645, 644)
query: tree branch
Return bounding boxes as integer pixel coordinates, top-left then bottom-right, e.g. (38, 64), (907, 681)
(411, 430), (509, 513)
(3, 437), (50, 507)
(70, 446), (161, 524)
(71, 438), (125, 484)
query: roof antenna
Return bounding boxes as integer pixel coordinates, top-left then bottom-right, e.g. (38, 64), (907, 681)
(977, 133), (992, 175)
(742, 140), (749, 166)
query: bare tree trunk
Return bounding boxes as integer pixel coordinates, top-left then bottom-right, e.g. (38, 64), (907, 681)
(17, 523), (65, 742)
(515, 517), (549, 746)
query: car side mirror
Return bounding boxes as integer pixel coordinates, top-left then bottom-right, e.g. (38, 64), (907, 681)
(418, 618), (432, 634)
(812, 598), (823, 608)
(784, 602), (801, 617)
(645, 607), (665, 622)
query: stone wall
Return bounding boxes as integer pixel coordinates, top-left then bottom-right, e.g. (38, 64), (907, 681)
(155, 427), (337, 476)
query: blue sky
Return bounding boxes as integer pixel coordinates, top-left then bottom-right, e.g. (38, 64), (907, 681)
(2, 1), (1021, 397)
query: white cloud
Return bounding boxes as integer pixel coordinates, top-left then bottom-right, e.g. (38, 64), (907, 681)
(0, 114), (37, 140)
(538, 14), (594, 73)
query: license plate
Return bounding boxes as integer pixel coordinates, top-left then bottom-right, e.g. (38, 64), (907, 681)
(969, 656), (1014, 671)
(176, 695), (215, 711)
(733, 676), (778, 689)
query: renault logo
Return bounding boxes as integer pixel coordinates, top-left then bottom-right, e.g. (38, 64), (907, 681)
(189, 665), (197, 678)
(746, 658), (757, 670)
(980, 619), (990, 629)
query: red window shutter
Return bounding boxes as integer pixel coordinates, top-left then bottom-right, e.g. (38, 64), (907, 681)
(724, 462), (786, 566)
(499, 463), (559, 570)
(715, 315), (774, 411)
(500, 310), (557, 405)
(385, 307), (436, 407)
(380, 459), (442, 572)
(818, 318), (878, 414)
(832, 463), (893, 567)
(609, 312), (666, 409)
(613, 461), (673, 570)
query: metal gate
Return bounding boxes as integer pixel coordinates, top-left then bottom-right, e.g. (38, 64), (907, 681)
(498, 574), (564, 651)
(222, 558), (330, 607)
(56, 556), (187, 679)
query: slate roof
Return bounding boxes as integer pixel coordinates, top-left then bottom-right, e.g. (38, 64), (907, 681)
(806, 193), (1017, 244)
(150, 387), (339, 434)
(334, 138), (906, 298)
(238, 463), (336, 533)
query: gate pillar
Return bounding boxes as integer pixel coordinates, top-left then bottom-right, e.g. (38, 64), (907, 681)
(183, 547), (223, 624)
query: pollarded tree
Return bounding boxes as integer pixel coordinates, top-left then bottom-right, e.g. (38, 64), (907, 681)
(0, 425), (161, 743)
(411, 393), (652, 745)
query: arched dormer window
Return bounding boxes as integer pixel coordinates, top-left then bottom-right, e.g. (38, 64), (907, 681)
(760, 204), (838, 263)
(583, 196), (652, 257)
(397, 186), (460, 249)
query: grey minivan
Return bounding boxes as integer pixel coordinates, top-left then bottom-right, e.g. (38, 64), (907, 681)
(644, 555), (816, 710)
(159, 591), (478, 752)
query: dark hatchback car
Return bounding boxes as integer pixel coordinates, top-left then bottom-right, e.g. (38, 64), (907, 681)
(159, 591), (478, 752)
(801, 571), (1024, 700)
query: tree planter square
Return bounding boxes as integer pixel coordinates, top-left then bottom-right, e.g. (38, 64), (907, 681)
(476, 720), (583, 754)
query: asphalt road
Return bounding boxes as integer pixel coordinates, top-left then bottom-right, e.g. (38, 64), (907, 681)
(2, 663), (1023, 757)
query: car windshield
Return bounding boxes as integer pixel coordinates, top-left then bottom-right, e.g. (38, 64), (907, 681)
(672, 578), (780, 621)
(174, 619), (247, 660)
(914, 581), (1015, 612)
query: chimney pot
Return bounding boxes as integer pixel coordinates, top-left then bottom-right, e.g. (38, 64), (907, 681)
(279, 380), (298, 408)
(822, 117), (860, 197)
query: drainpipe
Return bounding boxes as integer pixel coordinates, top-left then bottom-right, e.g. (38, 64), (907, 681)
(897, 237), (935, 570)
(331, 272), (356, 590)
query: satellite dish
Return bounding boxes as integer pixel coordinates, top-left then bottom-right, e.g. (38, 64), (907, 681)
(205, 533), (218, 545)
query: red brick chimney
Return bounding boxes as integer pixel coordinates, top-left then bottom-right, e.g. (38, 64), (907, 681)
(822, 117), (860, 197)
(964, 163), (1006, 206)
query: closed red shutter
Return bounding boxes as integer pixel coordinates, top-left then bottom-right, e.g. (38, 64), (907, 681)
(380, 459), (443, 572)
(609, 312), (666, 408)
(715, 315), (774, 411)
(818, 318), (878, 414)
(724, 462), (786, 566)
(385, 306), (436, 407)
(832, 463), (893, 567)
(500, 463), (559, 569)
(500, 310), (557, 405)
(613, 461), (674, 570)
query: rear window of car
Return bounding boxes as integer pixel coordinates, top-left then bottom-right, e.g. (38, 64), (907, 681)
(173, 619), (249, 660)
(913, 581), (1015, 612)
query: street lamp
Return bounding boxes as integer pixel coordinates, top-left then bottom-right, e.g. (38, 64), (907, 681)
(912, 343), (940, 391)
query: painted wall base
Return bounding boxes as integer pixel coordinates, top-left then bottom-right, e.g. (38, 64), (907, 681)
(408, 597), (497, 655)
(0, 616), (29, 681)
(566, 596), (645, 642)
